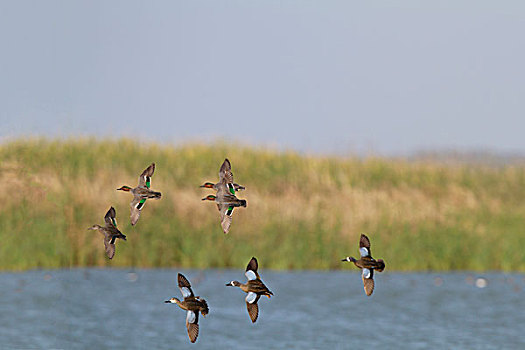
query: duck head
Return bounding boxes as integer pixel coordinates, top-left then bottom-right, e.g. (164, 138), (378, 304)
(342, 256), (357, 263)
(117, 186), (132, 192)
(88, 224), (102, 230)
(225, 281), (241, 287)
(165, 297), (181, 304)
(202, 195), (216, 201)
(200, 182), (215, 189)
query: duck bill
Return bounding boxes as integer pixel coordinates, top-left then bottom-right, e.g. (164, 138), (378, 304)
(225, 283), (232, 286)
(164, 300), (171, 303)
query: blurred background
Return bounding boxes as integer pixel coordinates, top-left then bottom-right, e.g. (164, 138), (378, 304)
(2, 1), (524, 155)
(1, 0), (524, 271)
(1, 1), (525, 348)
(0, 1), (525, 271)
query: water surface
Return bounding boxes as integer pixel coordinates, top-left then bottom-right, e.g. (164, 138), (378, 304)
(1, 269), (523, 349)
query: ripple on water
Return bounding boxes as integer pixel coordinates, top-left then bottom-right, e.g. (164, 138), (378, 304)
(0, 270), (524, 349)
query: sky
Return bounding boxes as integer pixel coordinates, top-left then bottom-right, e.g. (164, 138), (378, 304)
(0, 1), (524, 155)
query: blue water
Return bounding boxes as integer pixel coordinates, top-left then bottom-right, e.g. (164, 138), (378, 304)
(0, 269), (524, 349)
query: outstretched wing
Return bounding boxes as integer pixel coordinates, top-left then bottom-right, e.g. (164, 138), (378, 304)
(103, 235), (115, 259)
(104, 207), (117, 228)
(218, 203), (234, 234)
(219, 159), (237, 194)
(359, 234), (372, 257)
(219, 159), (233, 183)
(185, 310), (199, 343)
(245, 295), (260, 323)
(178, 273), (195, 298)
(130, 196), (146, 226)
(362, 268), (375, 296)
(245, 257), (260, 280)
(138, 163), (155, 188)
(233, 183), (245, 191)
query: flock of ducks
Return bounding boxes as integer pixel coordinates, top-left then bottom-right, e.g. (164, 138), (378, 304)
(88, 159), (385, 343)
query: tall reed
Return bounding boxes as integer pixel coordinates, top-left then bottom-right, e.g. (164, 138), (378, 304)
(0, 138), (524, 271)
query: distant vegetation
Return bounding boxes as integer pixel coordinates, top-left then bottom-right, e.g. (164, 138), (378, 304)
(0, 138), (524, 271)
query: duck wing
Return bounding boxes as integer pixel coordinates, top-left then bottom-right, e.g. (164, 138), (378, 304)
(219, 158), (234, 183)
(130, 195), (146, 226)
(103, 235), (115, 259)
(138, 163), (155, 189)
(362, 268), (375, 296)
(104, 207), (117, 228)
(233, 183), (245, 191)
(178, 273), (195, 298)
(245, 294), (260, 323)
(219, 159), (238, 194)
(185, 310), (199, 343)
(218, 203), (234, 234)
(245, 257), (260, 280)
(359, 234), (372, 257)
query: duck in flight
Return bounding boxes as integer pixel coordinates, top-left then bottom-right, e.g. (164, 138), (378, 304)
(226, 257), (273, 323)
(202, 159), (247, 234)
(200, 158), (245, 193)
(88, 207), (126, 259)
(165, 273), (209, 343)
(342, 233), (385, 296)
(117, 163), (161, 225)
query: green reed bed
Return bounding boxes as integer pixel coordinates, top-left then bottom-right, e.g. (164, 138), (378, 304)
(0, 138), (524, 271)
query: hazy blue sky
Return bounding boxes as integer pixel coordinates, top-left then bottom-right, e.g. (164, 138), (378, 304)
(1, 1), (523, 155)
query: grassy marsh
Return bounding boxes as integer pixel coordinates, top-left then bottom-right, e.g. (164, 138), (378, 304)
(0, 138), (524, 271)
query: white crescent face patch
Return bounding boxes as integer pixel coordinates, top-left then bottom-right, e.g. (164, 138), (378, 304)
(359, 247), (369, 257)
(186, 310), (196, 324)
(180, 287), (192, 298)
(246, 292), (257, 304)
(362, 268), (371, 279)
(245, 270), (257, 281)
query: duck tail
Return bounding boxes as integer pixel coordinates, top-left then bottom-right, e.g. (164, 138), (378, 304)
(376, 259), (385, 272)
(239, 199), (247, 207)
(149, 191), (162, 199)
(200, 299), (209, 316)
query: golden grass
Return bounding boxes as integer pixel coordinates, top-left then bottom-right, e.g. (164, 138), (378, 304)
(0, 138), (524, 271)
